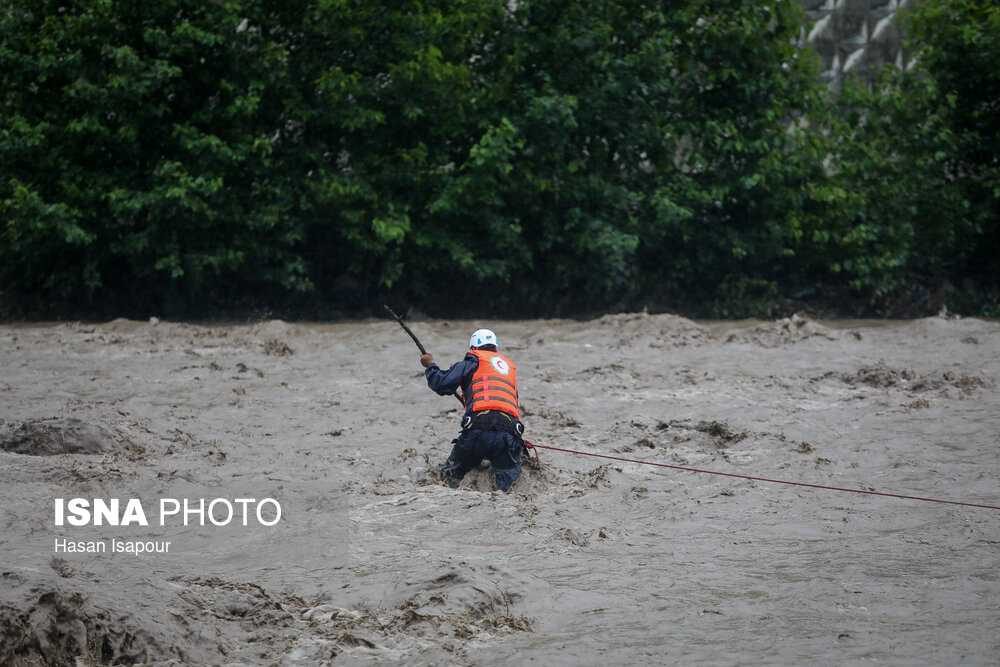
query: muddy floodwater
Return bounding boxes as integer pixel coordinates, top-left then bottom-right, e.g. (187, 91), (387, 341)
(1, 314), (998, 665)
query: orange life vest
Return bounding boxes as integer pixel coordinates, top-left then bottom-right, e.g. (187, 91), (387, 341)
(468, 349), (520, 418)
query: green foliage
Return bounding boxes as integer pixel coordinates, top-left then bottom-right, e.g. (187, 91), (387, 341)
(419, 0), (825, 312)
(0, 0), (996, 318)
(630, 1), (823, 306)
(906, 0), (1000, 178)
(813, 72), (976, 299)
(1, 0), (309, 312)
(774, 0), (999, 310)
(903, 0), (1000, 283)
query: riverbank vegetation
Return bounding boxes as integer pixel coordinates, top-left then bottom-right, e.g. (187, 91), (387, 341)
(2, 0), (996, 319)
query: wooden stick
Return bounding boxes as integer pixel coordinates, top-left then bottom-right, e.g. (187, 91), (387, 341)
(383, 304), (427, 355)
(385, 304), (465, 407)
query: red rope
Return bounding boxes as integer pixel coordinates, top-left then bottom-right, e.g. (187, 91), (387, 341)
(527, 442), (1000, 511)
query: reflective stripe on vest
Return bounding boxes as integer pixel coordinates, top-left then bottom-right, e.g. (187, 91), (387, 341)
(468, 349), (520, 418)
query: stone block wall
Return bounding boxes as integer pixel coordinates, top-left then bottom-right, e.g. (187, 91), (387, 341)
(802, 0), (918, 87)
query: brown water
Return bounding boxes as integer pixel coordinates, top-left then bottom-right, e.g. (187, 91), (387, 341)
(1, 314), (997, 665)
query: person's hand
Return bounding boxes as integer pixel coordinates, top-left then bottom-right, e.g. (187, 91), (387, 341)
(420, 353), (434, 368)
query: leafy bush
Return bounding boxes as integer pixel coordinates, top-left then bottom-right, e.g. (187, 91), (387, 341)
(0, 0), (996, 318)
(904, 0), (1000, 284)
(1, 1), (310, 314)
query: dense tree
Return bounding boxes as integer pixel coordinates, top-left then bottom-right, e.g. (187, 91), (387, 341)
(0, 0), (996, 318)
(904, 0), (999, 288)
(415, 0), (825, 314)
(1, 1), (311, 313)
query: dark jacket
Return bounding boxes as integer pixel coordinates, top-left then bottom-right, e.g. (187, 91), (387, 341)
(424, 353), (479, 418)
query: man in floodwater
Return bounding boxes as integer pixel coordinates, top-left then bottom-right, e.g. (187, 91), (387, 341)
(420, 328), (525, 491)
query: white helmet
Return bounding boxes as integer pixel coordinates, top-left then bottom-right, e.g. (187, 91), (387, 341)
(469, 328), (498, 349)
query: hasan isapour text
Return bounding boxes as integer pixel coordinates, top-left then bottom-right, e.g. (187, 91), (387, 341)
(54, 537), (172, 555)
